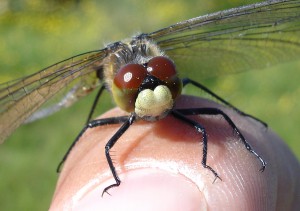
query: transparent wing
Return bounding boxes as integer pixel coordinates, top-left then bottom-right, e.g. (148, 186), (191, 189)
(0, 50), (107, 143)
(23, 82), (95, 124)
(148, 0), (300, 79)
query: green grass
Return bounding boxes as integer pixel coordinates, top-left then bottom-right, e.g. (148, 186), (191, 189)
(0, 0), (299, 210)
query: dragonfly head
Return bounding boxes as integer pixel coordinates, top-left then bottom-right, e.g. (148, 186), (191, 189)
(111, 56), (182, 121)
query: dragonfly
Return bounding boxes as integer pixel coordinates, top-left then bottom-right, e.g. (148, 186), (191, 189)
(1, 0), (300, 195)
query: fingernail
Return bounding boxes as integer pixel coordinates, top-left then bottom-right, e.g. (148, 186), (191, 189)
(74, 169), (207, 211)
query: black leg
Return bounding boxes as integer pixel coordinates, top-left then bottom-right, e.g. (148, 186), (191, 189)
(171, 110), (221, 182)
(102, 114), (136, 196)
(182, 78), (267, 127)
(85, 85), (106, 124)
(56, 115), (130, 173)
(176, 108), (267, 172)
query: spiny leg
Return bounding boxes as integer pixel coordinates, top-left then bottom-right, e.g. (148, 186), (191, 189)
(85, 85), (106, 124)
(176, 108), (267, 172)
(102, 114), (136, 196)
(171, 110), (221, 181)
(182, 78), (267, 127)
(57, 115), (129, 173)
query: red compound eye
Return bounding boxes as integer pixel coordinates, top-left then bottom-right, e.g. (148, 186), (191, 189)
(147, 56), (177, 81)
(114, 64), (147, 89)
(112, 63), (147, 112)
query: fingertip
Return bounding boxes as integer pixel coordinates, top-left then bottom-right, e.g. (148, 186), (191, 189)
(51, 95), (285, 210)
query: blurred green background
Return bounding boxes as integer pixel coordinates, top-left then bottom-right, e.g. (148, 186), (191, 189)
(0, 0), (299, 210)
